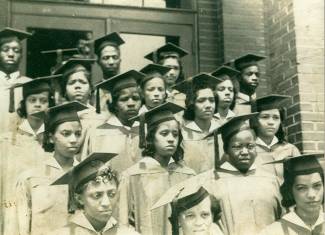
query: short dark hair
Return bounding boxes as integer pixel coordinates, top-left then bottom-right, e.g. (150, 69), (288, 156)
(158, 56), (185, 83)
(223, 129), (257, 153)
(142, 120), (184, 163)
(280, 170), (324, 208)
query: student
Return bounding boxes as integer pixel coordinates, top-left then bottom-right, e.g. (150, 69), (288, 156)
(227, 53), (265, 114)
(138, 63), (170, 114)
(145, 42), (188, 107)
(49, 152), (140, 235)
(15, 101), (88, 235)
(94, 32), (124, 114)
(210, 65), (239, 125)
(82, 70), (144, 172)
(181, 73), (222, 173)
(192, 114), (282, 235)
(0, 27), (32, 132)
(249, 94), (301, 184)
(54, 58), (107, 128)
(260, 154), (324, 235)
(152, 183), (224, 235)
(118, 102), (196, 235)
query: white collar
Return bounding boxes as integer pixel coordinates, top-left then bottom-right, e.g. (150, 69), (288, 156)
(18, 119), (44, 137)
(106, 114), (139, 129)
(237, 92), (256, 102)
(220, 161), (257, 172)
(256, 136), (279, 149)
(139, 105), (149, 114)
(70, 210), (117, 233)
(44, 156), (79, 170)
(214, 109), (236, 120)
(184, 119), (219, 133)
(0, 70), (20, 80)
(282, 208), (324, 231)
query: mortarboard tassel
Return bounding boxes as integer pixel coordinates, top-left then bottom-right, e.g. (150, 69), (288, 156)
(139, 113), (146, 149)
(68, 184), (77, 214)
(8, 87), (15, 113)
(96, 87), (101, 114)
(214, 131), (220, 170)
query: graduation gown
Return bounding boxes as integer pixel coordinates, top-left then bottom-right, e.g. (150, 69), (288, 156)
(118, 157), (196, 235)
(233, 92), (255, 115)
(254, 137), (301, 184)
(259, 209), (324, 235)
(0, 119), (46, 235)
(81, 114), (141, 173)
(181, 119), (220, 173)
(50, 210), (140, 235)
(194, 162), (282, 235)
(15, 157), (78, 235)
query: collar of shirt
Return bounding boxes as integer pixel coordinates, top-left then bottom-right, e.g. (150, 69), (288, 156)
(18, 118), (44, 137)
(70, 210), (117, 233)
(0, 70), (21, 86)
(139, 105), (149, 114)
(282, 208), (324, 231)
(219, 161), (257, 173)
(184, 119), (219, 133)
(44, 156), (79, 171)
(214, 109), (236, 120)
(256, 136), (279, 149)
(237, 92), (256, 102)
(106, 114), (139, 129)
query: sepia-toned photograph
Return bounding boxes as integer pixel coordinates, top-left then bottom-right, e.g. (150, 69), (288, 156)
(0, 0), (324, 234)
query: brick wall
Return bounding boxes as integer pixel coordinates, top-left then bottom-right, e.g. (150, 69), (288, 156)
(264, 0), (324, 152)
(197, 0), (224, 72)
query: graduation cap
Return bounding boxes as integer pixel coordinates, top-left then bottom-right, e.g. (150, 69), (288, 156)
(53, 58), (96, 77)
(51, 152), (118, 213)
(11, 74), (62, 99)
(95, 70), (145, 113)
(144, 42), (189, 63)
(94, 32), (125, 56)
(151, 181), (210, 235)
(130, 102), (184, 148)
(139, 63), (171, 87)
(32, 101), (88, 131)
(243, 94), (290, 112)
(210, 65), (240, 80)
(192, 73), (223, 89)
(205, 113), (259, 169)
(171, 78), (191, 94)
(264, 153), (325, 175)
(0, 27), (32, 41)
(232, 53), (266, 71)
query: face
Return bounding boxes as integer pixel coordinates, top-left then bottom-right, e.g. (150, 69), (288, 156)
(115, 87), (141, 121)
(51, 121), (83, 159)
(143, 77), (166, 109)
(154, 120), (179, 158)
(98, 45), (121, 76)
(162, 57), (180, 87)
(194, 88), (215, 121)
(227, 130), (256, 173)
(25, 91), (49, 116)
(77, 39), (91, 57)
(179, 197), (213, 235)
(80, 179), (118, 224)
(241, 65), (260, 90)
(0, 40), (22, 73)
(65, 70), (91, 104)
(293, 173), (323, 214)
(256, 109), (281, 139)
(216, 79), (234, 109)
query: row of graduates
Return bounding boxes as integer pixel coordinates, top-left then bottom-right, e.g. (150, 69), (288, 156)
(0, 27), (323, 235)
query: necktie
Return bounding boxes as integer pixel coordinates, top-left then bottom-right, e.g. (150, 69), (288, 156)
(7, 74), (15, 113)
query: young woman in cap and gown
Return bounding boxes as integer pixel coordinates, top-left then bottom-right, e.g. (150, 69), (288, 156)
(0, 75), (59, 235)
(49, 152), (140, 235)
(181, 73), (221, 173)
(259, 154), (324, 235)
(94, 32), (124, 116)
(226, 53), (265, 115)
(53, 57), (108, 129)
(15, 101), (88, 235)
(81, 70), (144, 173)
(210, 66), (239, 126)
(152, 180), (224, 235)
(144, 42), (188, 107)
(118, 102), (196, 235)
(249, 94), (300, 184)
(190, 114), (282, 235)
(138, 63), (170, 114)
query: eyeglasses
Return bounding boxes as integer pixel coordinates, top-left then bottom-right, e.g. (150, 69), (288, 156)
(231, 143), (256, 152)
